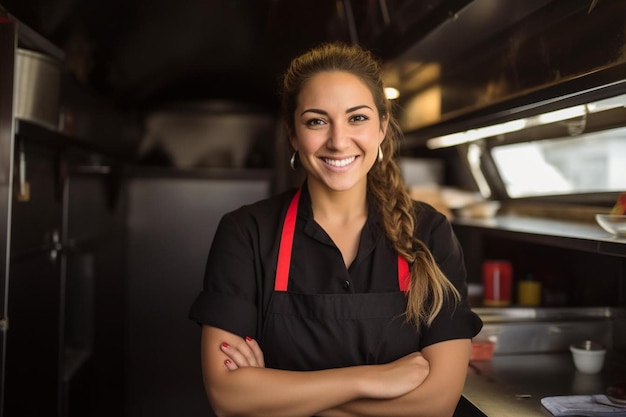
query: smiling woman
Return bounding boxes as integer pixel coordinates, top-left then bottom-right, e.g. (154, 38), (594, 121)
(189, 41), (482, 417)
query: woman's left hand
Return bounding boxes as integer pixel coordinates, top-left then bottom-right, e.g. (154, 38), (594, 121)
(220, 336), (265, 370)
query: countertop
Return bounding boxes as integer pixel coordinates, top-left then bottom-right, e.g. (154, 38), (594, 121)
(460, 351), (626, 417)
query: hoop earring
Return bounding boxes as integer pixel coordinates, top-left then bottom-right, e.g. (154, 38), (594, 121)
(377, 145), (383, 162)
(290, 151), (298, 170)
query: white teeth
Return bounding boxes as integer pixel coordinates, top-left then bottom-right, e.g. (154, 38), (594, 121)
(323, 156), (356, 167)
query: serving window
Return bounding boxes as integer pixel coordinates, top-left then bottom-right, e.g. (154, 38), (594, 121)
(427, 91), (626, 203)
(491, 125), (626, 198)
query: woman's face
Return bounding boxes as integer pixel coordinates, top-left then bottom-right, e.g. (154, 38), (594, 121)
(291, 71), (387, 194)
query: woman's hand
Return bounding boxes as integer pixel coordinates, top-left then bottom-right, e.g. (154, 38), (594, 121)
(220, 336), (265, 370)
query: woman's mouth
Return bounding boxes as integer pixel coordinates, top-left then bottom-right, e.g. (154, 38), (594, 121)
(322, 156), (356, 167)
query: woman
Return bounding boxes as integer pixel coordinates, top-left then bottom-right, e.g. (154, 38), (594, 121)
(189, 41), (482, 417)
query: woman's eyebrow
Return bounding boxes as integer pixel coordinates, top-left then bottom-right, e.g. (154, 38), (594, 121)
(346, 105), (373, 113)
(300, 108), (327, 117)
(300, 105), (373, 117)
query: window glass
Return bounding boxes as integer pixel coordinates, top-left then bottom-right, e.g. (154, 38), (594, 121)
(492, 127), (626, 198)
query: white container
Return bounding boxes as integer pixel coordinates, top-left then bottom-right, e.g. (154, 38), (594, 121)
(596, 214), (626, 237)
(570, 340), (606, 374)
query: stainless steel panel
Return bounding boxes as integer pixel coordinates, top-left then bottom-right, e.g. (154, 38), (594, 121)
(479, 320), (613, 355)
(473, 307), (626, 354)
(126, 175), (271, 417)
(474, 307), (625, 323)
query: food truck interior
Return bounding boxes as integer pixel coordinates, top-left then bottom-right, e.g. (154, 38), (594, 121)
(1, 0), (625, 416)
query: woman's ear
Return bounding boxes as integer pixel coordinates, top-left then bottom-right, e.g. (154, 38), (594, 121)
(286, 127), (298, 152)
(288, 130), (298, 152)
(379, 115), (389, 142)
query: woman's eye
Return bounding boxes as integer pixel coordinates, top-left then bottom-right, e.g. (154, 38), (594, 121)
(306, 118), (326, 127)
(350, 114), (369, 123)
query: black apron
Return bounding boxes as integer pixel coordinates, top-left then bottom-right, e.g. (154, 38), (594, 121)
(259, 189), (421, 371)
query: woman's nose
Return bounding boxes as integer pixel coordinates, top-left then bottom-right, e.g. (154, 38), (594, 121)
(328, 123), (350, 150)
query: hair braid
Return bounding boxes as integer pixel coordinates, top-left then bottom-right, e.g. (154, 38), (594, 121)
(369, 118), (460, 327)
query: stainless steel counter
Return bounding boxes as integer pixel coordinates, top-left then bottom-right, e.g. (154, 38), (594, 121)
(461, 352), (626, 417)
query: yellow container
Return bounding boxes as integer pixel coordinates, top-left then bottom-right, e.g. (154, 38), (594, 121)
(517, 280), (541, 306)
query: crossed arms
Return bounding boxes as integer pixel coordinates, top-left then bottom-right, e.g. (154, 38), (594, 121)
(201, 325), (471, 417)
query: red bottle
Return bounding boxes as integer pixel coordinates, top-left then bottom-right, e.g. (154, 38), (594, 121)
(482, 260), (512, 307)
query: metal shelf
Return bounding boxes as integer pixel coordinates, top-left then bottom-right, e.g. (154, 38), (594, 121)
(452, 215), (626, 258)
(15, 119), (131, 161)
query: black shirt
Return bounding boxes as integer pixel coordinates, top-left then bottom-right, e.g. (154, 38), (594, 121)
(189, 184), (482, 349)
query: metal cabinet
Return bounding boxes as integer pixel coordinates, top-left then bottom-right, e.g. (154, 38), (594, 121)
(2, 129), (128, 417)
(0, 16), (127, 415)
(0, 17), (66, 416)
(4, 140), (64, 415)
(125, 170), (271, 417)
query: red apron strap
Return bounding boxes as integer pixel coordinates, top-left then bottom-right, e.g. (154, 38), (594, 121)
(398, 255), (410, 292)
(275, 189), (301, 291)
(275, 188), (410, 293)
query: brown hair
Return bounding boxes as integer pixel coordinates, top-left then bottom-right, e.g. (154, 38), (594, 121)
(280, 41), (460, 327)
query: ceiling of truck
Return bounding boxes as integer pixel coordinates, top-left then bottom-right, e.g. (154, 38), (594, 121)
(7, 0), (617, 143)
(5, 0), (477, 111)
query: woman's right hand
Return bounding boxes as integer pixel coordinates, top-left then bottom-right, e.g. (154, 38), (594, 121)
(361, 351), (430, 399)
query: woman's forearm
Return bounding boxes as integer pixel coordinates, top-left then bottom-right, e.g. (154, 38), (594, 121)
(317, 339), (471, 417)
(208, 364), (370, 417)
(316, 384), (461, 417)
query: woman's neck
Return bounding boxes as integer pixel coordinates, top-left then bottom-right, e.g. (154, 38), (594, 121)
(307, 180), (368, 225)
(306, 180), (368, 267)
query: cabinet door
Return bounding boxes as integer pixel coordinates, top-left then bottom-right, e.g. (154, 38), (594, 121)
(5, 142), (63, 415)
(5, 255), (61, 415)
(126, 176), (271, 417)
(62, 171), (126, 416)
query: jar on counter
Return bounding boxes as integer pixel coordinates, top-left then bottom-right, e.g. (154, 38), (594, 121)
(517, 274), (542, 306)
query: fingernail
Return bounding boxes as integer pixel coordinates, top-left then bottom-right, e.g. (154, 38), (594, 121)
(245, 336), (252, 342)
(224, 359), (232, 366)
(222, 342), (229, 348)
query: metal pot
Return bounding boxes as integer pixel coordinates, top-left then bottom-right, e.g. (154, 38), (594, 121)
(15, 48), (61, 131)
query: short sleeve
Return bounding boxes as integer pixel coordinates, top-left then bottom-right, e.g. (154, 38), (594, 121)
(415, 206), (483, 348)
(188, 212), (259, 338)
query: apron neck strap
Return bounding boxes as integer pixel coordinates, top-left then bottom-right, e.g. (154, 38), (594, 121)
(275, 188), (410, 292)
(275, 189), (301, 291)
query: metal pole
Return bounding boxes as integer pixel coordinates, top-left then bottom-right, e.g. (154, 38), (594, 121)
(0, 16), (17, 417)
